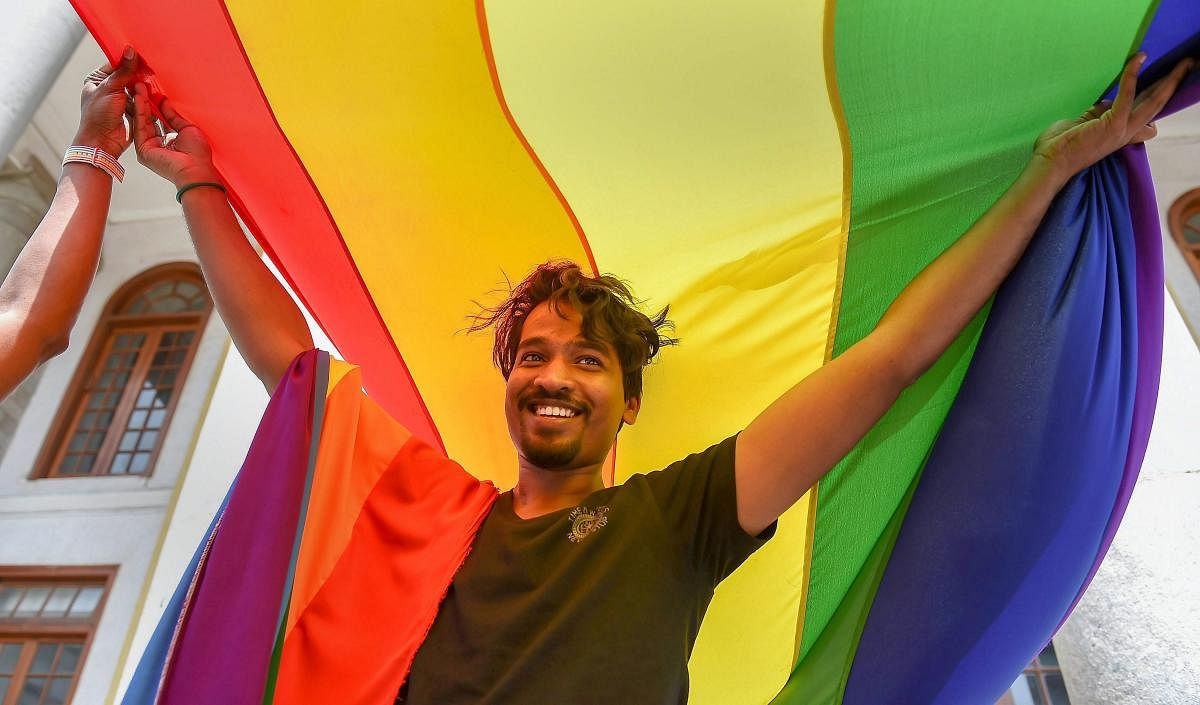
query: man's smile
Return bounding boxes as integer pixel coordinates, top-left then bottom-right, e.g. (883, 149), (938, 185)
(533, 405), (580, 418)
(524, 397), (586, 421)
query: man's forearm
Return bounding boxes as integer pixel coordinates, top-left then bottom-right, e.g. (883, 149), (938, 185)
(874, 157), (1069, 385)
(0, 164), (112, 397)
(179, 186), (313, 391)
(735, 55), (1191, 535)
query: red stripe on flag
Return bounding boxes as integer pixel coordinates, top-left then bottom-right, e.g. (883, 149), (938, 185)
(68, 0), (445, 452)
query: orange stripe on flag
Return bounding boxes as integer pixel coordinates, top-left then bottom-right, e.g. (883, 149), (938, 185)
(278, 364), (495, 704)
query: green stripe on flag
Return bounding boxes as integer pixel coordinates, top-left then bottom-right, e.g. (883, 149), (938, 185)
(787, 0), (1157, 695)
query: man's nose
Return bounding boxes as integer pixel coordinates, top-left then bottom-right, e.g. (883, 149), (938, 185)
(533, 356), (574, 393)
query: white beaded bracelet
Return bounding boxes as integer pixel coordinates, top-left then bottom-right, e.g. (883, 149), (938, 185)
(63, 145), (125, 182)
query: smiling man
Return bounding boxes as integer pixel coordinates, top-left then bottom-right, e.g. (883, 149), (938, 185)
(502, 287), (647, 479)
(399, 264), (753, 703)
(489, 266), (667, 508)
(124, 51), (1193, 704)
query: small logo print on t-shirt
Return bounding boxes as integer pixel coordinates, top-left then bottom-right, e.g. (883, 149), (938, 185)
(567, 505), (610, 543)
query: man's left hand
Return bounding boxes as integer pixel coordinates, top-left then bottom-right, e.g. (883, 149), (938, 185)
(1034, 53), (1194, 180)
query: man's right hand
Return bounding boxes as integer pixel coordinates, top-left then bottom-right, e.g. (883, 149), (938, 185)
(129, 82), (220, 188)
(127, 79), (315, 393)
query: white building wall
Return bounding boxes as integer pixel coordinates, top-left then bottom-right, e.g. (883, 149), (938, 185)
(0, 506), (161, 705)
(0, 207), (229, 704)
(1148, 107), (1200, 342)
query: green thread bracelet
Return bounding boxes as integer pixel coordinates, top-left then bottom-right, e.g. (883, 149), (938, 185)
(176, 181), (226, 203)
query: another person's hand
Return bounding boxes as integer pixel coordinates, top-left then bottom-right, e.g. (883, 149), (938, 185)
(129, 82), (218, 187)
(74, 47), (139, 156)
(1034, 53), (1195, 179)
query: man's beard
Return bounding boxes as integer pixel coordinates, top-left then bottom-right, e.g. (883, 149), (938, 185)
(521, 432), (583, 470)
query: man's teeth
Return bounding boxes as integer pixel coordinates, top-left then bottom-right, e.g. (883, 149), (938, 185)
(534, 405), (578, 418)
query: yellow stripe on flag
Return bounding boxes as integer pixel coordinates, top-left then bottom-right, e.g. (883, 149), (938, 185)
(223, 0), (589, 487)
(483, 1), (843, 702)
(227, 0), (844, 701)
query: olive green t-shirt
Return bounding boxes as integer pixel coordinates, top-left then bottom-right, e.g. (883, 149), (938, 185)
(399, 434), (774, 705)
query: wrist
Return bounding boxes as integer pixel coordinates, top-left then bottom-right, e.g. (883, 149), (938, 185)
(176, 181), (226, 204)
(71, 130), (124, 158)
(63, 144), (125, 182)
(1024, 153), (1073, 192)
(173, 166), (222, 190)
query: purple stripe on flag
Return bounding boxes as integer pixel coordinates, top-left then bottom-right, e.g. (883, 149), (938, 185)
(156, 352), (319, 705)
(1101, 1), (1197, 116)
(1057, 145), (1165, 624)
(1161, 69), (1200, 118)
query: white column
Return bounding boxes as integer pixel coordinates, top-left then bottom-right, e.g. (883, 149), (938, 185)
(1052, 298), (1200, 704)
(0, 0), (85, 160)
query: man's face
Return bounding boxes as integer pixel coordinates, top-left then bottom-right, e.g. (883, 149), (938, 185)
(505, 302), (640, 471)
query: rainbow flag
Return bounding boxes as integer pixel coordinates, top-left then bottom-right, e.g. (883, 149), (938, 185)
(122, 351), (497, 704)
(79, 1), (1200, 703)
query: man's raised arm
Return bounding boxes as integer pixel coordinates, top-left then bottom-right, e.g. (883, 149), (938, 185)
(734, 54), (1195, 537)
(129, 80), (313, 393)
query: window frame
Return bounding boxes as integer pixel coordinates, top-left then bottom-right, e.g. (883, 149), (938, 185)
(1168, 187), (1200, 283)
(0, 566), (115, 705)
(1017, 643), (1070, 705)
(32, 263), (212, 480)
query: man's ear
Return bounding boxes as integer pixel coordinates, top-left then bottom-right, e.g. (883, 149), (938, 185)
(622, 395), (641, 426)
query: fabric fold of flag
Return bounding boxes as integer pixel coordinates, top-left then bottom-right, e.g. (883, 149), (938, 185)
(120, 351), (496, 705)
(844, 153), (1146, 705)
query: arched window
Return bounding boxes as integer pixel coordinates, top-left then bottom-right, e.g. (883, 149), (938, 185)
(1168, 188), (1200, 283)
(34, 264), (212, 478)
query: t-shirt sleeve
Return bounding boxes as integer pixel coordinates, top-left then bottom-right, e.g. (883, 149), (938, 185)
(639, 433), (775, 584)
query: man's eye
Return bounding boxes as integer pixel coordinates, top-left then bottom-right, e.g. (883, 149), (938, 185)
(579, 356), (602, 366)
(520, 352), (544, 363)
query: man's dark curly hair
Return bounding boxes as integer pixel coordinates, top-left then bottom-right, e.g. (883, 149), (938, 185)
(469, 260), (677, 400)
